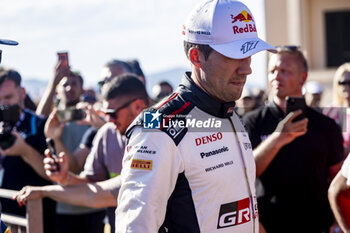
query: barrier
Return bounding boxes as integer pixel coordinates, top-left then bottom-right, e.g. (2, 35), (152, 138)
(0, 188), (43, 233)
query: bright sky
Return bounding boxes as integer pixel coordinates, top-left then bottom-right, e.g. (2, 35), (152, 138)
(1, 0), (268, 89)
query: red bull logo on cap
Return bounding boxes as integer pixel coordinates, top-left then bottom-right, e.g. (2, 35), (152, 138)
(231, 10), (254, 23)
(231, 10), (256, 35)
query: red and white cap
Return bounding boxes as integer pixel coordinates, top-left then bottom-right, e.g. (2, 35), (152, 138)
(182, 0), (275, 59)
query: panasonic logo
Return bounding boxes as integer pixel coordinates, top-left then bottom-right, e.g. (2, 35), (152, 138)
(200, 146), (229, 159)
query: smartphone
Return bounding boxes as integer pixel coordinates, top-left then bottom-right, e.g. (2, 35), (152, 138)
(286, 97), (306, 122)
(46, 138), (60, 171)
(57, 51), (69, 68)
(56, 108), (86, 123)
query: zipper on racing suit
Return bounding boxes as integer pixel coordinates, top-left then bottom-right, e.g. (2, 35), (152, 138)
(228, 117), (256, 233)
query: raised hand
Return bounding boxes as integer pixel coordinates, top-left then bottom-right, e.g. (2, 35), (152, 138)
(43, 149), (69, 185)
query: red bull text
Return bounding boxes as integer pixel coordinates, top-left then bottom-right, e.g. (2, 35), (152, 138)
(231, 10), (256, 34)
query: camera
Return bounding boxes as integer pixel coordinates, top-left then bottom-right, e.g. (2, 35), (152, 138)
(56, 107), (86, 123)
(0, 104), (20, 149)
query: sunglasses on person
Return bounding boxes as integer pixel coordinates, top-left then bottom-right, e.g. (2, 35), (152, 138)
(338, 80), (350, 86)
(102, 98), (140, 119)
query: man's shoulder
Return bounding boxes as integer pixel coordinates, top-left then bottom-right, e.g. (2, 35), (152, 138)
(23, 109), (46, 123)
(98, 122), (117, 134)
(18, 109), (46, 133)
(154, 92), (193, 115)
(126, 93), (195, 146)
(19, 109), (47, 153)
(307, 107), (340, 128)
(243, 105), (270, 124)
(95, 123), (121, 143)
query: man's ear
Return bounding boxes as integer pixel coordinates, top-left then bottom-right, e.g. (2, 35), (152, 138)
(300, 71), (308, 86)
(188, 47), (202, 69)
(19, 87), (26, 108)
(20, 87), (26, 100)
(132, 99), (146, 115)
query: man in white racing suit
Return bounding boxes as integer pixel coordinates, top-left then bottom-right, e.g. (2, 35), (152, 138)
(115, 0), (276, 232)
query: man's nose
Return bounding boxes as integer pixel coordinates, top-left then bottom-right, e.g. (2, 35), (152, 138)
(238, 57), (252, 75)
(269, 70), (282, 82)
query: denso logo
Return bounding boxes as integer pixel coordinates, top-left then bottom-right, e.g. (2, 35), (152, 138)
(217, 197), (251, 229)
(195, 132), (223, 146)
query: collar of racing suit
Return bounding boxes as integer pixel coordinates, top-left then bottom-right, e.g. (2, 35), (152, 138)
(177, 72), (236, 118)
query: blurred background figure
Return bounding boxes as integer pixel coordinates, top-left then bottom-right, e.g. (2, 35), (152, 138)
(98, 59), (146, 90)
(328, 154), (350, 233)
(333, 63), (350, 109)
(24, 94), (37, 111)
(251, 87), (266, 109)
(151, 81), (173, 102)
(235, 87), (256, 117)
(126, 59), (146, 85)
(0, 67), (56, 233)
(324, 63), (350, 157)
(36, 54), (106, 233)
(98, 59), (133, 89)
(82, 88), (97, 104)
(0, 67), (37, 112)
(304, 81), (323, 110)
(243, 45), (344, 233)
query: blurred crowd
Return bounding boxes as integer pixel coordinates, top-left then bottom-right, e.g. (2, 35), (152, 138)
(0, 1), (349, 233)
(0, 48), (349, 233)
(0, 49), (347, 233)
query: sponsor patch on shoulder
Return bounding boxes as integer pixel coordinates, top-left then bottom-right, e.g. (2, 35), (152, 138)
(130, 159), (153, 170)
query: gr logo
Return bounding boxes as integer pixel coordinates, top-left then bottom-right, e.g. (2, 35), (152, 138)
(217, 197), (251, 229)
(143, 111), (161, 129)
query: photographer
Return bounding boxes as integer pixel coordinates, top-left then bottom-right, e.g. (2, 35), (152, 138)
(0, 67), (55, 233)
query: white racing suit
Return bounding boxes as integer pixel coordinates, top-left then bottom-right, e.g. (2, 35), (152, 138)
(116, 72), (258, 233)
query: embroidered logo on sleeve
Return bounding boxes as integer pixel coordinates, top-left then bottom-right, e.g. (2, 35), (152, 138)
(130, 159), (153, 170)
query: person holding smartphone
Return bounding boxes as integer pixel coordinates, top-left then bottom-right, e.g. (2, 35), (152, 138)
(243, 46), (344, 232)
(36, 52), (106, 233)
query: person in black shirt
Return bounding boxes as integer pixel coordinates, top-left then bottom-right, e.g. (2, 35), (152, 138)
(0, 68), (55, 233)
(243, 46), (344, 233)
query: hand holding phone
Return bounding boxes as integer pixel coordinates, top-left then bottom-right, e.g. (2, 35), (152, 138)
(286, 97), (307, 122)
(46, 138), (60, 171)
(56, 108), (86, 123)
(57, 51), (69, 68)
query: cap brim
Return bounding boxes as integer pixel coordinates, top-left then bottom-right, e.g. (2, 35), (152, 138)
(0, 39), (19, 46)
(210, 37), (276, 59)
